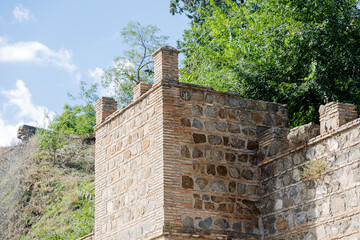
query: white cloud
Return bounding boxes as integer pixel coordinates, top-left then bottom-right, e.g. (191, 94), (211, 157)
(88, 67), (115, 97)
(13, 4), (34, 23)
(0, 37), (76, 73)
(0, 80), (54, 146)
(89, 67), (104, 82)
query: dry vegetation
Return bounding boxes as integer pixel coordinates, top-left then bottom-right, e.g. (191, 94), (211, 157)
(0, 135), (95, 240)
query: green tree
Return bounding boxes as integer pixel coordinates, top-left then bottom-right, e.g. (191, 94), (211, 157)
(169, 0), (242, 22)
(178, 0), (360, 127)
(102, 21), (169, 106)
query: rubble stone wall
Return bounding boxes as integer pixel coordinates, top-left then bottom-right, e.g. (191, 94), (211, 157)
(94, 85), (165, 240)
(259, 119), (360, 240)
(161, 80), (287, 239)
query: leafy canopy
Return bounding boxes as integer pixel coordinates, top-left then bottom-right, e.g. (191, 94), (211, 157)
(178, 0), (360, 127)
(102, 21), (168, 106)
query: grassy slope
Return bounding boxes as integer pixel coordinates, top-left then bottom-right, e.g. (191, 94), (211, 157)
(0, 136), (95, 240)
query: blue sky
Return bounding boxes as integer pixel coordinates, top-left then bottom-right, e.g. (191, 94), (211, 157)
(0, 1), (189, 146)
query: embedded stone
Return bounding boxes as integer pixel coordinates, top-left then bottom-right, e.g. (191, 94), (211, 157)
(182, 216), (194, 228)
(229, 182), (236, 193)
(204, 107), (218, 118)
(229, 167), (240, 179)
(244, 222), (253, 233)
(124, 150), (132, 160)
(180, 118), (191, 127)
(228, 123), (240, 133)
(193, 163), (205, 173)
(223, 136), (229, 146)
(230, 138), (245, 149)
(202, 194), (210, 201)
(216, 165), (228, 176)
(284, 198), (294, 208)
(214, 218), (230, 229)
(204, 202), (215, 210)
(247, 185), (258, 195)
(193, 133), (206, 143)
(225, 197), (236, 203)
(252, 112), (263, 123)
(182, 176), (194, 189)
(215, 122), (227, 132)
(193, 194), (200, 199)
(192, 91), (204, 102)
(213, 150), (224, 161)
(210, 180), (227, 192)
(237, 183), (246, 195)
(208, 135), (222, 145)
(192, 118), (203, 129)
(227, 109), (237, 119)
(207, 164), (216, 175)
(218, 108), (226, 118)
(205, 93), (215, 103)
(233, 222), (242, 232)
(192, 147), (204, 158)
(236, 203), (243, 213)
(143, 139), (150, 150)
(247, 140), (259, 150)
(225, 152), (236, 162)
(228, 204), (235, 213)
(192, 105), (203, 116)
(296, 213), (307, 225)
(194, 199), (203, 209)
(238, 154), (248, 162)
(204, 121), (215, 131)
(181, 146), (190, 158)
(276, 217), (288, 231)
(211, 196), (224, 203)
(218, 203), (227, 212)
(199, 217), (213, 229)
(195, 178), (209, 190)
(242, 169), (254, 180)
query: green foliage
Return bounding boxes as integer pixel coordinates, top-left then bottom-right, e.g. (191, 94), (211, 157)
(169, 0), (242, 22)
(37, 127), (66, 163)
(102, 21), (169, 106)
(51, 104), (96, 136)
(37, 81), (98, 160)
(179, 0), (360, 127)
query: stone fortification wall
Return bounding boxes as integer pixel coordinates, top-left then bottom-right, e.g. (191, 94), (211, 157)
(160, 80), (288, 239)
(93, 45), (360, 240)
(259, 104), (360, 239)
(94, 85), (165, 240)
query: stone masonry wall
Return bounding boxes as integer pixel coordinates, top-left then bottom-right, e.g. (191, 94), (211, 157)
(161, 80), (288, 239)
(94, 84), (165, 240)
(259, 119), (360, 239)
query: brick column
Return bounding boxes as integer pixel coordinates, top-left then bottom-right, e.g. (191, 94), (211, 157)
(133, 82), (152, 101)
(95, 97), (117, 124)
(151, 45), (180, 84)
(319, 102), (357, 134)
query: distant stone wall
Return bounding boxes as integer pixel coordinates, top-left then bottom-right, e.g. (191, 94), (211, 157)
(259, 114), (360, 239)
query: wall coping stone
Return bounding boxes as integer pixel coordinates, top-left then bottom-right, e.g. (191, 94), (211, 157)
(94, 79), (287, 131)
(259, 117), (360, 166)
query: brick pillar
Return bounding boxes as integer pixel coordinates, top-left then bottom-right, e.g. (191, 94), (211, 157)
(133, 82), (152, 101)
(152, 45), (180, 84)
(95, 97), (117, 124)
(319, 102), (357, 134)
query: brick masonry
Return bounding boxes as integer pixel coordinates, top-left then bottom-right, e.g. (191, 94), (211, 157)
(92, 46), (360, 240)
